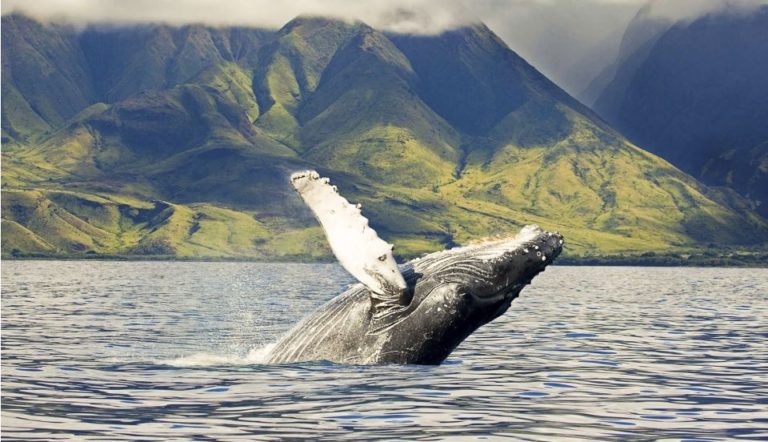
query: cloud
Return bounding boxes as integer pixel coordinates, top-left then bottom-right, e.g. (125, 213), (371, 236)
(0, 0), (472, 32)
(3, 1), (764, 39)
(474, 0), (768, 96)
(643, 0), (768, 21)
(3, 0), (766, 97)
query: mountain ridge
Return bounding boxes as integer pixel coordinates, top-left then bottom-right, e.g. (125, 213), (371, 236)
(3, 13), (767, 260)
(590, 6), (768, 217)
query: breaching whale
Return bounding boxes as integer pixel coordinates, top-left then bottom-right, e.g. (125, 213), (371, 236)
(265, 171), (563, 365)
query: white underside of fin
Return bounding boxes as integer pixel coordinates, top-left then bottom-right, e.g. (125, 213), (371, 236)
(290, 170), (407, 296)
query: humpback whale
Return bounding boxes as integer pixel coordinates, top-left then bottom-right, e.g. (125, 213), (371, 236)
(265, 171), (563, 365)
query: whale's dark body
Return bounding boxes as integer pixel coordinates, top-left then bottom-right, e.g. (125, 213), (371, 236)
(265, 227), (563, 365)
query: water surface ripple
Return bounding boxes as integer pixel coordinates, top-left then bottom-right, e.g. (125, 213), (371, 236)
(2, 262), (767, 440)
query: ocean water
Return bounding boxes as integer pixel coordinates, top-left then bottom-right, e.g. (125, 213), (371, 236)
(1, 261), (767, 441)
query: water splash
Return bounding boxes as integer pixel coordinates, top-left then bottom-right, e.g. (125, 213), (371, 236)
(164, 344), (277, 367)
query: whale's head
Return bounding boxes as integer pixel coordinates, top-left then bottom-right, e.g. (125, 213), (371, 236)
(446, 225), (563, 319)
(384, 225), (563, 364)
(411, 225), (563, 317)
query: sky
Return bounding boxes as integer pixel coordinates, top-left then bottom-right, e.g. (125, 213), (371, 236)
(3, 0), (767, 98)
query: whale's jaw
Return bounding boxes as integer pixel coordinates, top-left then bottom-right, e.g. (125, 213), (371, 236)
(480, 228), (564, 322)
(409, 225), (563, 301)
(400, 225), (564, 343)
(470, 226), (563, 302)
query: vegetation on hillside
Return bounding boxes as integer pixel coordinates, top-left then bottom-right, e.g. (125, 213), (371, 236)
(2, 14), (767, 262)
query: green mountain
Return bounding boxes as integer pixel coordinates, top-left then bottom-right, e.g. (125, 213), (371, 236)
(2, 14), (767, 260)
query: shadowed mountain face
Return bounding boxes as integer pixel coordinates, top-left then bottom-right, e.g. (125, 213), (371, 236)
(581, 4), (673, 108)
(2, 14), (767, 259)
(1, 15), (275, 143)
(591, 6), (768, 217)
(2, 15), (96, 138)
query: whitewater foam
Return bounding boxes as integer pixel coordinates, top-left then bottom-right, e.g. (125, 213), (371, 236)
(162, 344), (276, 367)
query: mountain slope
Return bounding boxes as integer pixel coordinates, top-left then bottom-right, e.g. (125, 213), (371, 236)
(3, 14), (767, 259)
(0, 14), (275, 146)
(591, 6), (768, 216)
(1, 15), (96, 142)
(299, 25), (461, 187)
(581, 4), (672, 107)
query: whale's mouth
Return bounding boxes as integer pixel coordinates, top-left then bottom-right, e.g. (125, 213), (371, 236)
(459, 226), (564, 301)
(457, 226), (563, 322)
(405, 224), (563, 322)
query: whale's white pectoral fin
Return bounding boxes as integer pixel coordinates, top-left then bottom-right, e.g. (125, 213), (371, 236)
(290, 170), (407, 298)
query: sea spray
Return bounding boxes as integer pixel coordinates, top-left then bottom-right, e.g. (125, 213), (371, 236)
(164, 343), (277, 367)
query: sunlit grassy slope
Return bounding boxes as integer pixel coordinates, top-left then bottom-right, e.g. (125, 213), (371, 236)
(2, 14), (767, 260)
(1, 187), (330, 259)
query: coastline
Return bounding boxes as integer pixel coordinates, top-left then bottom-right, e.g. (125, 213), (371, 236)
(3, 251), (767, 267)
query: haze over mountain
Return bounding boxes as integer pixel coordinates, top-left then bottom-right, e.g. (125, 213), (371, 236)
(6, 0), (767, 100)
(2, 14), (766, 259)
(590, 5), (768, 217)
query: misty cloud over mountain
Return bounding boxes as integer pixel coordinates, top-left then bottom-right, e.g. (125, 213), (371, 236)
(4, 0), (767, 97)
